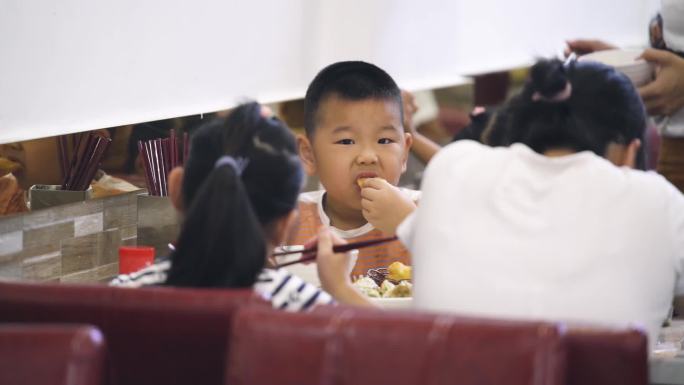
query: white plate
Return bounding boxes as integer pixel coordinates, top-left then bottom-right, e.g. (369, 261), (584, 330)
(579, 48), (643, 67)
(369, 297), (413, 310)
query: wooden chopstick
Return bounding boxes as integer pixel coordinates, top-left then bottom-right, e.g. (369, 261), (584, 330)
(183, 132), (189, 164)
(274, 235), (398, 268)
(139, 132), (186, 197)
(78, 136), (111, 191)
(58, 135), (69, 184)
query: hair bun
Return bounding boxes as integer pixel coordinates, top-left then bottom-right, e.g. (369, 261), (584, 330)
(529, 59), (569, 101)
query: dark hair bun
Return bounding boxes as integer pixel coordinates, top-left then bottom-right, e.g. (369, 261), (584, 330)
(529, 59), (568, 100)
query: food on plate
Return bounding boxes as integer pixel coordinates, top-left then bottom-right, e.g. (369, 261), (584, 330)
(385, 280), (411, 298)
(380, 279), (395, 294)
(353, 276), (381, 298)
(367, 267), (389, 286)
(387, 261), (411, 282)
(353, 261), (413, 298)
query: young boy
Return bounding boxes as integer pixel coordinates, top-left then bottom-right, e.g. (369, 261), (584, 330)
(291, 61), (419, 277)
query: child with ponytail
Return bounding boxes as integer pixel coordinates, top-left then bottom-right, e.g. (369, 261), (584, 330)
(112, 102), (370, 310)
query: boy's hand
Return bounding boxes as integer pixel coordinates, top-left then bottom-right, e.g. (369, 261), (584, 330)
(401, 89), (419, 134)
(638, 49), (684, 116)
(564, 39), (615, 57)
(316, 227), (372, 307)
(360, 178), (416, 235)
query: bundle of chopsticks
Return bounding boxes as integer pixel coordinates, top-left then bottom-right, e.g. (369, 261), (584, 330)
(138, 130), (189, 196)
(58, 133), (112, 191)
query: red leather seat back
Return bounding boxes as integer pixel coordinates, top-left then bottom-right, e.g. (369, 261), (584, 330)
(0, 324), (105, 385)
(227, 306), (566, 385)
(0, 281), (260, 385)
(228, 305), (339, 385)
(564, 328), (648, 385)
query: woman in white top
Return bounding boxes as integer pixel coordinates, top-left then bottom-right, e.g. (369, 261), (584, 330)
(112, 102), (370, 311)
(398, 58), (684, 349)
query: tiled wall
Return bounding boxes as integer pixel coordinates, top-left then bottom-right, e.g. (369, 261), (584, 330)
(0, 190), (170, 284)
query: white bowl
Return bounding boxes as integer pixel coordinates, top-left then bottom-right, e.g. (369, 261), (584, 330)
(369, 297), (413, 310)
(578, 48), (654, 87)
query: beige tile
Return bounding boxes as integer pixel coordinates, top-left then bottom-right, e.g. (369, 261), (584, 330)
(0, 253), (22, 279)
(102, 191), (143, 230)
(0, 240), (57, 279)
(120, 225), (137, 240)
(2, 243), (61, 273)
(60, 269), (98, 284)
(0, 231), (22, 257)
(23, 199), (103, 230)
(74, 212), (103, 237)
(61, 233), (100, 275)
(99, 228), (121, 266)
(23, 222), (74, 249)
(15, 243), (61, 261)
(103, 190), (140, 209)
(0, 275), (22, 282)
(137, 224), (178, 257)
(136, 195), (178, 228)
(94, 263), (119, 282)
(22, 252), (62, 281)
(104, 201), (137, 230)
(0, 215), (23, 234)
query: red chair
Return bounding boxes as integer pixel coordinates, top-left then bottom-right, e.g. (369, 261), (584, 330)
(227, 306), (566, 385)
(0, 281), (263, 385)
(0, 324), (105, 385)
(563, 327), (648, 385)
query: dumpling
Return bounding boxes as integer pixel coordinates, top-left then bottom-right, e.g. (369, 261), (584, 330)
(353, 276), (381, 298)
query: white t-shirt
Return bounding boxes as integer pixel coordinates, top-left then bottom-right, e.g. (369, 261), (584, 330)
(398, 140), (684, 349)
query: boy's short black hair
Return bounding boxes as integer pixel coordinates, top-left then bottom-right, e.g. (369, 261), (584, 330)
(304, 61), (403, 137)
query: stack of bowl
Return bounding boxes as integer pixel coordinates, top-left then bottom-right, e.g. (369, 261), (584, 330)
(578, 48), (655, 87)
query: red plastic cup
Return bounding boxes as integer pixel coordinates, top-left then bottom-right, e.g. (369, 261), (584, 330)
(119, 246), (155, 274)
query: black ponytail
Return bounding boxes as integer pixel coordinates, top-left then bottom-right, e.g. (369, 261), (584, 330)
(165, 102), (303, 288)
(166, 163), (265, 287)
(528, 59), (569, 101)
(486, 58), (647, 169)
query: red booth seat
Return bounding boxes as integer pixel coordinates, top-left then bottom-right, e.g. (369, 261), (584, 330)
(227, 306), (566, 385)
(0, 281), (262, 385)
(0, 324), (105, 385)
(564, 327), (648, 385)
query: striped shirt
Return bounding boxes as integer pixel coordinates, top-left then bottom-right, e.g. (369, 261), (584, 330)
(288, 189), (420, 277)
(109, 259), (334, 312)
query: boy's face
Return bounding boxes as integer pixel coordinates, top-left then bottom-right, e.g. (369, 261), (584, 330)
(299, 94), (412, 210)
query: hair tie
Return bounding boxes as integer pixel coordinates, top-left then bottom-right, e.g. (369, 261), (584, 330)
(532, 82), (572, 103)
(214, 155), (249, 175)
